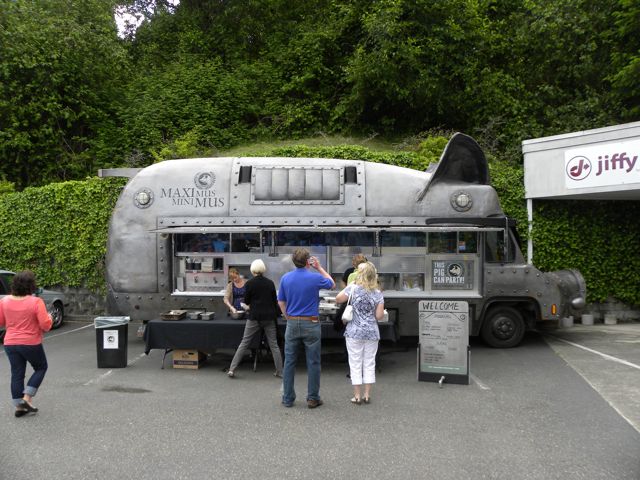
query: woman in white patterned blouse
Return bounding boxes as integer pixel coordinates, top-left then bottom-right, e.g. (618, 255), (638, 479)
(336, 262), (385, 405)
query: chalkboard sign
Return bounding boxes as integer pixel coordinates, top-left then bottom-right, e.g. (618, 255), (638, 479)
(417, 300), (469, 385)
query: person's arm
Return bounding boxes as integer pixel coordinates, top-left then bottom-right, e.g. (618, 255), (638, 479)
(242, 281), (252, 310)
(35, 298), (53, 331)
(375, 301), (385, 321)
(271, 285), (280, 316)
(335, 285), (350, 304)
(278, 300), (287, 320)
(0, 300), (5, 327)
(223, 283), (236, 313)
(309, 256), (335, 289)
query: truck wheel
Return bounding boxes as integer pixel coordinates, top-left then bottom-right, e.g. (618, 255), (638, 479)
(50, 302), (64, 329)
(481, 306), (525, 348)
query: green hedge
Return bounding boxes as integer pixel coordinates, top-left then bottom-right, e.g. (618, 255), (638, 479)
(532, 200), (640, 304)
(0, 177), (126, 291)
(0, 143), (637, 305)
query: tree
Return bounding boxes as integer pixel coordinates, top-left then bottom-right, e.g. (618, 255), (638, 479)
(0, 0), (129, 188)
(609, 0), (640, 119)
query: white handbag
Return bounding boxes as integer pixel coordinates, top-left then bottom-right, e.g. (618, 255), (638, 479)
(342, 289), (353, 323)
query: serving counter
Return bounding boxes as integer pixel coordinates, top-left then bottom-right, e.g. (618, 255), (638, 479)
(143, 315), (398, 368)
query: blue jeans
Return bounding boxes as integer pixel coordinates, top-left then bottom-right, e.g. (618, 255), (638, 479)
(282, 320), (321, 405)
(4, 344), (48, 406)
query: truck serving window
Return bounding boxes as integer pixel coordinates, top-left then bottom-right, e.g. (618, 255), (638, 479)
(230, 233), (261, 252)
(381, 231), (426, 247)
(276, 231), (326, 246)
(274, 231), (375, 247)
(176, 233), (230, 253)
(427, 232), (477, 254)
(326, 231), (374, 247)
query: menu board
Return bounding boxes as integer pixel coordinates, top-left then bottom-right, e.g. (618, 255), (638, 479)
(418, 300), (469, 384)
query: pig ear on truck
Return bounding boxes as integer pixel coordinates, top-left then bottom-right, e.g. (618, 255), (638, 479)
(432, 132), (489, 185)
(418, 133), (490, 201)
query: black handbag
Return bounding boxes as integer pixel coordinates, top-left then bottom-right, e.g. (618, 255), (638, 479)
(332, 302), (347, 333)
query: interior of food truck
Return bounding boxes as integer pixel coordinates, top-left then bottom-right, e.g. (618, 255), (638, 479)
(168, 228), (515, 298)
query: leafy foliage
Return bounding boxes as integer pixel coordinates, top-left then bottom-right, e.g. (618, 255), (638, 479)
(0, 178), (126, 291)
(0, 0), (129, 188)
(532, 201), (640, 304)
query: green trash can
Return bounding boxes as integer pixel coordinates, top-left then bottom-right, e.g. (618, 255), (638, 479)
(94, 316), (130, 368)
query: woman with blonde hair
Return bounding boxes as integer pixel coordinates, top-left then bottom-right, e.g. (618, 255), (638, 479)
(227, 259), (283, 378)
(335, 261), (384, 404)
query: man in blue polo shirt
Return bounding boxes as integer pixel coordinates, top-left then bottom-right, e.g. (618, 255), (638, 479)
(278, 248), (335, 408)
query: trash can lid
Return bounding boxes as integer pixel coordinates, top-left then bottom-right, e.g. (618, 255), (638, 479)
(94, 316), (130, 328)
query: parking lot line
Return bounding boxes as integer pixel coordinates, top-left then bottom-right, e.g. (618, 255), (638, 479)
(545, 333), (640, 371)
(46, 323), (93, 339)
(83, 352), (147, 386)
(83, 369), (114, 386)
(470, 373), (491, 390)
(0, 324), (93, 356)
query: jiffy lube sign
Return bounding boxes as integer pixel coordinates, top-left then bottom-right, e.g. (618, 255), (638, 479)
(565, 139), (640, 189)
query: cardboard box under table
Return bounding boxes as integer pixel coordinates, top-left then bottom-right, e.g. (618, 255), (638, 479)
(144, 319), (258, 369)
(172, 349), (206, 369)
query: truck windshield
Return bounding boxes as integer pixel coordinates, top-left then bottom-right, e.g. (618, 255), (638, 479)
(485, 231), (515, 263)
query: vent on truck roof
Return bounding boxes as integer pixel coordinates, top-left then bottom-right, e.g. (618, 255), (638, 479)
(250, 166), (344, 204)
(238, 166), (252, 184)
(344, 166), (357, 183)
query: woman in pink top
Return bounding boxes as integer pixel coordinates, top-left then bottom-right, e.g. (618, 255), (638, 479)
(0, 270), (52, 417)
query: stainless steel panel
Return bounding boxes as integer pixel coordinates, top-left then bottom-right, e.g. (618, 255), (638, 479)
(322, 169), (340, 199)
(271, 168), (289, 200)
(305, 169), (322, 199)
(289, 169), (305, 199)
(254, 169), (271, 200)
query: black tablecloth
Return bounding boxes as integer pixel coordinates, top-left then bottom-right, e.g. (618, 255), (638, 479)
(144, 319), (256, 354)
(144, 317), (398, 354)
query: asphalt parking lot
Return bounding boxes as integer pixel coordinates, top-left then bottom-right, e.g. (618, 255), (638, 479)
(1, 321), (639, 480)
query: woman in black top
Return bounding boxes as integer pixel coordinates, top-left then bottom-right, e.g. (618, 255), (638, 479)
(227, 259), (283, 378)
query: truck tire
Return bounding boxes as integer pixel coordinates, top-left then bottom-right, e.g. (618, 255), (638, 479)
(481, 306), (525, 348)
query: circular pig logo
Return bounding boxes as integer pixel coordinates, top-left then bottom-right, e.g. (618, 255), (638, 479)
(194, 172), (215, 189)
(448, 263), (464, 277)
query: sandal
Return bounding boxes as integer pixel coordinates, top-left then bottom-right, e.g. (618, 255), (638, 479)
(363, 397), (370, 404)
(350, 397), (361, 405)
(227, 370), (235, 378)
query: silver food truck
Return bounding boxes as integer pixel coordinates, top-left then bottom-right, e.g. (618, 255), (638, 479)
(104, 133), (585, 347)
